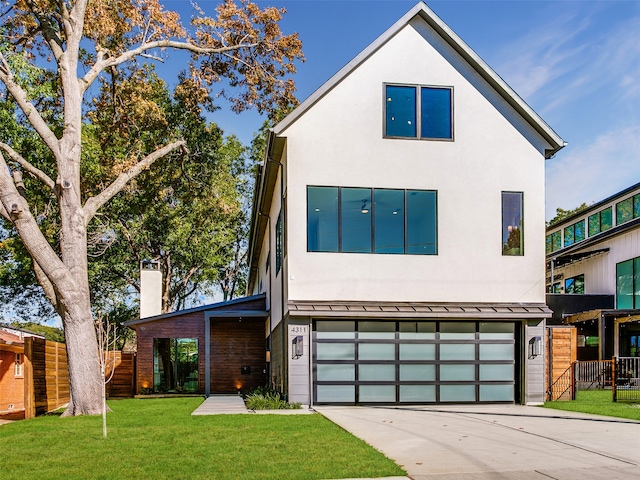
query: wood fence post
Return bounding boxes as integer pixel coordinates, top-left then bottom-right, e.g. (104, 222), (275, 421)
(23, 337), (35, 419)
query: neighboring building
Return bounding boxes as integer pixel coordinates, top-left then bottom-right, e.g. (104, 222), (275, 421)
(0, 325), (45, 415)
(246, 2), (564, 406)
(546, 183), (640, 360)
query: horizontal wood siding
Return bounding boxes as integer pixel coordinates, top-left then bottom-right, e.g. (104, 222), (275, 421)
(134, 313), (206, 393)
(106, 352), (136, 398)
(546, 327), (577, 399)
(24, 338), (69, 418)
(211, 318), (266, 394)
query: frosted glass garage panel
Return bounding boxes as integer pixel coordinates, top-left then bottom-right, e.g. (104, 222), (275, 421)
(316, 321), (355, 339)
(317, 385), (355, 403)
(400, 343), (435, 360)
(479, 344), (514, 361)
(359, 321), (396, 339)
(399, 322), (436, 339)
(479, 364), (514, 381)
(480, 384), (514, 402)
(400, 364), (435, 381)
(440, 343), (475, 360)
(440, 364), (475, 381)
(479, 322), (515, 340)
(440, 322), (475, 339)
(359, 343), (395, 360)
(400, 385), (436, 402)
(359, 364), (395, 381)
(316, 343), (355, 360)
(440, 385), (476, 402)
(359, 385), (396, 402)
(317, 364), (355, 381)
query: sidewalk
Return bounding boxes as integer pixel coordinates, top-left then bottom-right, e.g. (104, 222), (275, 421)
(191, 395), (315, 415)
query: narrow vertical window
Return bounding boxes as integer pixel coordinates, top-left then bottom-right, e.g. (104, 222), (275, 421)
(407, 190), (437, 254)
(275, 209), (283, 274)
(307, 187), (338, 252)
(385, 85), (416, 138)
(374, 189), (405, 254)
(14, 353), (23, 377)
(634, 194), (640, 218)
(616, 198), (633, 225)
(588, 212), (600, 236)
(617, 260), (634, 309)
(341, 188), (372, 253)
(421, 87), (452, 139)
(502, 192), (523, 256)
(601, 207), (613, 231)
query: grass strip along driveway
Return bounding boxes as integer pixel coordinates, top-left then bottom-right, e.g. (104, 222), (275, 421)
(544, 390), (640, 421)
(0, 397), (405, 480)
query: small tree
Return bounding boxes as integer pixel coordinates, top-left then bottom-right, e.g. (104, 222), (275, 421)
(95, 315), (117, 438)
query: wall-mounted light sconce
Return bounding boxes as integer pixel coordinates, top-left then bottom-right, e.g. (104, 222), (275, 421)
(266, 350), (271, 363)
(528, 336), (542, 359)
(292, 335), (303, 359)
(361, 199), (369, 214)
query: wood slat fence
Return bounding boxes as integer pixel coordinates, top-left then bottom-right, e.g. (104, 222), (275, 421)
(23, 337), (135, 419)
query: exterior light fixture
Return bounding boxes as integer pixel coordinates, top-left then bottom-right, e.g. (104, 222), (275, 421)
(528, 336), (542, 359)
(361, 200), (369, 214)
(292, 335), (303, 359)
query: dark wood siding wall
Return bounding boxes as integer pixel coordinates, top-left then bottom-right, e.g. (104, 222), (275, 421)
(211, 318), (266, 393)
(132, 309), (267, 394)
(134, 313), (206, 393)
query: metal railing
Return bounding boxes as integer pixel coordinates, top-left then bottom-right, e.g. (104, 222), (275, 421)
(547, 364), (575, 401)
(574, 360), (612, 390)
(613, 357), (640, 402)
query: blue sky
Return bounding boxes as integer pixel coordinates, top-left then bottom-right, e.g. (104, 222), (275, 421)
(167, 0), (640, 220)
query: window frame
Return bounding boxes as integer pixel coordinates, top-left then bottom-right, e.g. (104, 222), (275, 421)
(307, 186), (438, 255)
(502, 191), (524, 256)
(383, 83), (454, 141)
(564, 274), (585, 294)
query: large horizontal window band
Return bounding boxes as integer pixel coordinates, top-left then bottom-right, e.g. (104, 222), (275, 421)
(384, 84), (453, 140)
(307, 186), (437, 255)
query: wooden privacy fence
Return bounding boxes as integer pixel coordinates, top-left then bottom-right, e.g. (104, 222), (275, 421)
(23, 338), (136, 419)
(24, 337), (69, 419)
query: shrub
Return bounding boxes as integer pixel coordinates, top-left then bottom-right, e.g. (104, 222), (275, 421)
(244, 387), (301, 410)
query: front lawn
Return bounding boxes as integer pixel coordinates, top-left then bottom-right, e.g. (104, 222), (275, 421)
(0, 397), (405, 480)
(543, 389), (640, 421)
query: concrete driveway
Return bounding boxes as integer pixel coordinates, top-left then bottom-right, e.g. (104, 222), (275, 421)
(315, 405), (640, 480)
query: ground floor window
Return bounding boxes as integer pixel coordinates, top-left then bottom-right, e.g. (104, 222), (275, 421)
(153, 338), (198, 393)
(313, 320), (518, 404)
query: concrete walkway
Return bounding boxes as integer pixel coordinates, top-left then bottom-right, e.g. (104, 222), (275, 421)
(191, 395), (315, 415)
(314, 405), (640, 480)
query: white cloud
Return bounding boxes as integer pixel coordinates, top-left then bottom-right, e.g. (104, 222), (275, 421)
(545, 125), (640, 219)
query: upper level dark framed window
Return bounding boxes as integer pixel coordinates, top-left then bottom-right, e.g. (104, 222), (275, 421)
(502, 192), (523, 256)
(307, 186), (437, 255)
(275, 209), (283, 275)
(384, 84), (453, 140)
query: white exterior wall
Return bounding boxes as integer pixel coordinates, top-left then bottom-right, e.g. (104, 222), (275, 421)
(552, 229), (640, 296)
(280, 21), (549, 305)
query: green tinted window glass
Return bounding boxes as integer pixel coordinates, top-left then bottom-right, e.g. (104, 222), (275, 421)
(359, 385), (396, 402)
(359, 364), (395, 381)
(635, 257), (640, 309)
(479, 322), (514, 340)
(399, 322), (436, 339)
(374, 189), (405, 254)
(440, 322), (475, 339)
(317, 385), (354, 403)
(440, 364), (475, 381)
(479, 343), (514, 361)
(307, 187), (338, 252)
(341, 188), (372, 253)
(317, 364), (355, 381)
(563, 225), (574, 247)
(546, 235), (552, 254)
(588, 213), (600, 236)
(358, 321), (395, 339)
(479, 384), (514, 402)
(617, 260), (634, 309)
(551, 231), (561, 251)
(400, 385), (435, 402)
(601, 207), (613, 231)
(440, 385), (476, 402)
(574, 220), (585, 242)
(399, 364), (435, 381)
(565, 274), (584, 294)
(634, 195), (640, 218)
(406, 190), (437, 254)
(316, 343), (355, 360)
(616, 198), (633, 225)
(316, 321), (355, 339)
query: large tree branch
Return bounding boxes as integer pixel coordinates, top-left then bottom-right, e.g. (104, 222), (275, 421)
(0, 142), (56, 192)
(0, 53), (61, 157)
(32, 258), (61, 315)
(24, 0), (64, 61)
(0, 152), (75, 298)
(82, 140), (186, 225)
(80, 39), (258, 93)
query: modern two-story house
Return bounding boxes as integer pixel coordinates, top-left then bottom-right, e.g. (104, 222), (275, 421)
(247, 2), (565, 406)
(546, 183), (640, 361)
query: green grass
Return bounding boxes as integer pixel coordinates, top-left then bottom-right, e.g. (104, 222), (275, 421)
(544, 389), (640, 421)
(0, 397), (405, 480)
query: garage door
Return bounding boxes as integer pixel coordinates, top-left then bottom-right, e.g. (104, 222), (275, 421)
(313, 320), (517, 404)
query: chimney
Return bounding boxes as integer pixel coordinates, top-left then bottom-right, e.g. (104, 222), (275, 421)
(140, 260), (162, 318)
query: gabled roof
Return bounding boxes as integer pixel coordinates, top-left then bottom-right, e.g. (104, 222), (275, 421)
(0, 330), (24, 345)
(273, 1), (565, 158)
(124, 293), (268, 327)
(247, 1), (566, 293)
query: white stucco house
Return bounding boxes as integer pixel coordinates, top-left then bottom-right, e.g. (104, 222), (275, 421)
(247, 2), (565, 405)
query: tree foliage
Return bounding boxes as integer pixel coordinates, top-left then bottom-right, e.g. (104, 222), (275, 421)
(547, 203), (590, 227)
(0, 0), (303, 415)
